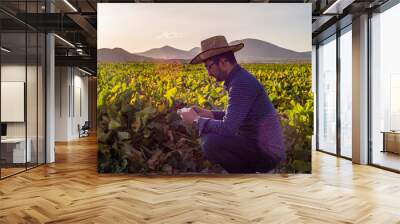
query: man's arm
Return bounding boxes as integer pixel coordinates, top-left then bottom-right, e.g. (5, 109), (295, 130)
(211, 110), (225, 120)
(196, 80), (257, 136)
(191, 106), (214, 119)
(191, 106), (225, 120)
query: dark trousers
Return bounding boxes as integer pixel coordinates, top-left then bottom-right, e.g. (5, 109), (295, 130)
(200, 133), (278, 173)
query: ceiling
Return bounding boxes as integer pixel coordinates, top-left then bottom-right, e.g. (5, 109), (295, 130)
(0, 0), (97, 74)
(311, 0), (390, 43)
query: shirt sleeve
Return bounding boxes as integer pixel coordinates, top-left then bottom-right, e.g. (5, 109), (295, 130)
(211, 110), (225, 120)
(196, 79), (258, 136)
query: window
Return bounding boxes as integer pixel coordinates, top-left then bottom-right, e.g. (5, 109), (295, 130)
(317, 35), (337, 154)
(0, 2), (46, 179)
(370, 2), (400, 171)
(339, 26), (352, 158)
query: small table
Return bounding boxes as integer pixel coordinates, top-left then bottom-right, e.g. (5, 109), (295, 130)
(381, 131), (400, 154)
(1, 138), (32, 163)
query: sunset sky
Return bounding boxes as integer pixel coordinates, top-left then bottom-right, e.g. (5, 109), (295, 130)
(98, 3), (311, 53)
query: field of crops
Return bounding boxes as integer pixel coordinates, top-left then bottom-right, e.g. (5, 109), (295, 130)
(97, 63), (313, 174)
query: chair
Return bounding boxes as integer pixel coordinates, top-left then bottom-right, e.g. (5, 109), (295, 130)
(79, 121), (90, 138)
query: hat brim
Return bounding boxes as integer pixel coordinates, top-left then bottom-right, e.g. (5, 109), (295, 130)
(189, 43), (244, 64)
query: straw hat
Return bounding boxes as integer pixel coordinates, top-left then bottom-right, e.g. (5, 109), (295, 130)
(189, 35), (244, 64)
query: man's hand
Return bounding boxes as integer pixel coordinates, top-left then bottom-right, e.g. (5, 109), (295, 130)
(191, 106), (214, 119)
(178, 108), (200, 125)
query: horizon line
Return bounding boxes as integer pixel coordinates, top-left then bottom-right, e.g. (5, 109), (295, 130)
(98, 38), (312, 54)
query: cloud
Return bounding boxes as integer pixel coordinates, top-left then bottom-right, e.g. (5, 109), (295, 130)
(156, 32), (184, 39)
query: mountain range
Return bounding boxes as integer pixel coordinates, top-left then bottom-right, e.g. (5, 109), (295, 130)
(98, 38), (310, 63)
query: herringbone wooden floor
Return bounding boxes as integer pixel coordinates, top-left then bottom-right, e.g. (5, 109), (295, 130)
(1, 135), (400, 224)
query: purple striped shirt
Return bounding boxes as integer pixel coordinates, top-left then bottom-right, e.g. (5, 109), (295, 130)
(196, 64), (285, 162)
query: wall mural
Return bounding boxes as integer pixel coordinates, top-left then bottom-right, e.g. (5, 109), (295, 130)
(97, 3), (312, 174)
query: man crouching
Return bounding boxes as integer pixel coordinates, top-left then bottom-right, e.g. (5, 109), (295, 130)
(179, 35), (285, 173)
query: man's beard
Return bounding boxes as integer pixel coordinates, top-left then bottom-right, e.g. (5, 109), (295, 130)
(214, 70), (225, 82)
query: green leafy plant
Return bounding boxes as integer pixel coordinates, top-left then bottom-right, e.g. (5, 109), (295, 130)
(97, 63), (312, 174)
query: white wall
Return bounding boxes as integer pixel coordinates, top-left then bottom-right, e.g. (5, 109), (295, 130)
(1, 64), (26, 81)
(1, 65), (26, 128)
(1, 65), (26, 141)
(1, 65), (36, 138)
(1, 63), (46, 164)
(72, 72), (89, 138)
(55, 67), (69, 141)
(54, 67), (89, 141)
